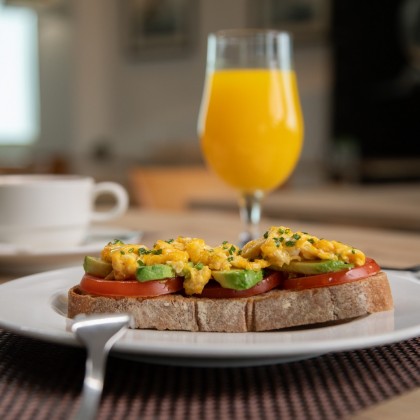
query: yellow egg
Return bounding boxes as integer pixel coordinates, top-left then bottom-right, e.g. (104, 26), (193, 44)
(98, 227), (366, 293)
(183, 265), (212, 295)
(246, 226), (365, 267)
(111, 244), (144, 280)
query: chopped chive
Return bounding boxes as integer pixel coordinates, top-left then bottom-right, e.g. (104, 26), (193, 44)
(273, 237), (284, 247)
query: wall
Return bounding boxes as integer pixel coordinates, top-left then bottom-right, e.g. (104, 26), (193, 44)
(36, 0), (331, 185)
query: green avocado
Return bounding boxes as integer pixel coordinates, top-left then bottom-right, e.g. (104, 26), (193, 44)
(83, 256), (113, 278)
(212, 269), (263, 290)
(273, 260), (354, 275)
(136, 264), (176, 282)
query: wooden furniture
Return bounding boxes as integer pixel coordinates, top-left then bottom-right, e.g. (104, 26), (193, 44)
(128, 165), (233, 210)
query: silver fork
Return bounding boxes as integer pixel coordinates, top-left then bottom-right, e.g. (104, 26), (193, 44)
(72, 314), (131, 420)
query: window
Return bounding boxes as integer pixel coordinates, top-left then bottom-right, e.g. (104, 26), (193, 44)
(0, 4), (39, 145)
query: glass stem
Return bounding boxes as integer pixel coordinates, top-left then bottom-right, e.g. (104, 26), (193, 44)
(238, 190), (264, 246)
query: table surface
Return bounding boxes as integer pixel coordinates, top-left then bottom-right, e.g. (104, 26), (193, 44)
(0, 206), (419, 419)
(192, 182), (420, 232)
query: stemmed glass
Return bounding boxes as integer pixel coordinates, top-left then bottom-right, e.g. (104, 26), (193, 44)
(198, 29), (304, 244)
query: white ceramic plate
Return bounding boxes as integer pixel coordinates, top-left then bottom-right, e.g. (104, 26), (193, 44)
(0, 228), (142, 275)
(0, 268), (419, 367)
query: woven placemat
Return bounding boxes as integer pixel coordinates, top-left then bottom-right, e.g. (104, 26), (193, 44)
(0, 329), (419, 420)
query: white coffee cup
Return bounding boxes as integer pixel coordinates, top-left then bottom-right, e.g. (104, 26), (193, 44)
(0, 174), (129, 248)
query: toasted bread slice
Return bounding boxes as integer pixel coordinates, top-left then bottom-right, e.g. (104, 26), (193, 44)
(67, 271), (393, 332)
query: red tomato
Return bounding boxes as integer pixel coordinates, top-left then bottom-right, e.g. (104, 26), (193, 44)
(79, 274), (184, 297)
(282, 258), (381, 291)
(197, 271), (284, 299)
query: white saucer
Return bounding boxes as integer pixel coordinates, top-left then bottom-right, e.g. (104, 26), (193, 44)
(0, 227), (142, 275)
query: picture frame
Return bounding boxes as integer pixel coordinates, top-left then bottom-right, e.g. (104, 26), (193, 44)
(122, 0), (197, 60)
(247, 0), (330, 44)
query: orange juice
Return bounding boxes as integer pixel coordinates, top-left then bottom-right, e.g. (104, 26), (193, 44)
(198, 69), (303, 192)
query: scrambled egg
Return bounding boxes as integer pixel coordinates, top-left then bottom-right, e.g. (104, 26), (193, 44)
(101, 240), (145, 280)
(242, 226), (365, 267)
(100, 236), (269, 294)
(100, 226), (365, 295)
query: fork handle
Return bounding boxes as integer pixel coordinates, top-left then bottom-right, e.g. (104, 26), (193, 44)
(74, 348), (108, 420)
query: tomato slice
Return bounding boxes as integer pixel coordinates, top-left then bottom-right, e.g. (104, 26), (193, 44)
(79, 274), (184, 297)
(197, 271), (284, 299)
(282, 258), (381, 291)
(79, 259), (379, 297)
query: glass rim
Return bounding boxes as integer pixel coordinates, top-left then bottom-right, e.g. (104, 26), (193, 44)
(210, 28), (291, 39)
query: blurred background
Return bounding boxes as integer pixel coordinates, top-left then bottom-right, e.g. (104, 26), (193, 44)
(1, 0), (420, 194)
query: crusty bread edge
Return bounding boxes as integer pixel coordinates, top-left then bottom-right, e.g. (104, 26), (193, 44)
(67, 271), (393, 332)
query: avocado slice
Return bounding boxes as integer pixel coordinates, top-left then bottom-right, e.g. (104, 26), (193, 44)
(273, 260), (354, 275)
(136, 264), (176, 282)
(83, 256), (113, 278)
(212, 269), (263, 290)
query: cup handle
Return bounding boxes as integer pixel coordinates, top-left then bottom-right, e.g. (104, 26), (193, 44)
(90, 182), (129, 222)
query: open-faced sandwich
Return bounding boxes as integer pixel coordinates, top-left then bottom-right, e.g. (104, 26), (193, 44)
(67, 226), (393, 332)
